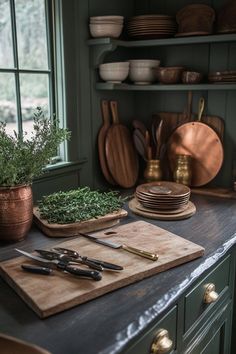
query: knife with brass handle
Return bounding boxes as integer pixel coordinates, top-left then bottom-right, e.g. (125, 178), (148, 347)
(79, 232), (158, 261)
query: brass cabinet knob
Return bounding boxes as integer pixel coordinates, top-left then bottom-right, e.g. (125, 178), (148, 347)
(204, 283), (219, 304)
(150, 328), (173, 354)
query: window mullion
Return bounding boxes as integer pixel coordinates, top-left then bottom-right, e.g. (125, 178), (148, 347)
(10, 0), (22, 135)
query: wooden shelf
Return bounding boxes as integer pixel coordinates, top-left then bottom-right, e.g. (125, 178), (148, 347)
(96, 82), (236, 91)
(88, 33), (236, 48)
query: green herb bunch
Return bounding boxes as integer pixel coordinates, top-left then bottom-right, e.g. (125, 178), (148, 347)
(38, 187), (125, 224)
(0, 107), (70, 186)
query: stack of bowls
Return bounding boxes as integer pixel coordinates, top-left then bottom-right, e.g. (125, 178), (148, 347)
(99, 62), (129, 83)
(129, 59), (160, 85)
(89, 16), (124, 38)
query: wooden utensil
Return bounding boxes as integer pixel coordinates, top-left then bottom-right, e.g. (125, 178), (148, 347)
(133, 129), (147, 160)
(132, 119), (147, 137)
(105, 101), (139, 188)
(98, 100), (116, 185)
(167, 97), (224, 187)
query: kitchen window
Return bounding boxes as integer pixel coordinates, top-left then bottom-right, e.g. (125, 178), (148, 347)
(0, 0), (67, 163)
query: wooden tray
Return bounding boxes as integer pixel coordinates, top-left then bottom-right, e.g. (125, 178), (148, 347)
(33, 207), (128, 237)
(0, 221), (204, 318)
(0, 333), (51, 354)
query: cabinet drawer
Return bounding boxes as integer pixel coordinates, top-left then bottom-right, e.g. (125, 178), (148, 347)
(124, 306), (177, 354)
(184, 255), (231, 334)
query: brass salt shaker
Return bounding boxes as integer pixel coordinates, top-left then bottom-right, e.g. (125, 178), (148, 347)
(144, 159), (163, 182)
(173, 154), (192, 186)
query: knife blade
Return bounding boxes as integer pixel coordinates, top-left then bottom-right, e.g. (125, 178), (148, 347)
(53, 247), (124, 271)
(35, 249), (103, 271)
(78, 232), (159, 261)
(15, 249), (102, 281)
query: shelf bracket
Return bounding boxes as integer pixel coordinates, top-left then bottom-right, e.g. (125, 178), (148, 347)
(90, 43), (118, 68)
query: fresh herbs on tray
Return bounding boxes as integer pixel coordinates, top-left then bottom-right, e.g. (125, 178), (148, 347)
(38, 187), (125, 224)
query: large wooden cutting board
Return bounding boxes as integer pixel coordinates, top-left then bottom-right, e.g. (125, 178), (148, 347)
(0, 221), (204, 318)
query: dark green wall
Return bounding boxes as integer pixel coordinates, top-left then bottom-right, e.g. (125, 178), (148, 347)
(34, 0), (236, 200)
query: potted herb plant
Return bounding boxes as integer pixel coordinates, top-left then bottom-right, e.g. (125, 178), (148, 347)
(0, 107), (70, 242)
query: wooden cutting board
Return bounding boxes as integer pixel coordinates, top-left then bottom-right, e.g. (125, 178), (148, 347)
(33, 207), (128, 237)
(0, 221), (204, 318)
(105, 101), (139, 188)
(98, 100), (116, 185)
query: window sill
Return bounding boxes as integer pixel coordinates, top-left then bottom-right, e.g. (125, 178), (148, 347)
(34, 158), (87, 182)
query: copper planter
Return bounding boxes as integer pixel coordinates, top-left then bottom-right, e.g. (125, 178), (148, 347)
(0, 185), (33, 242)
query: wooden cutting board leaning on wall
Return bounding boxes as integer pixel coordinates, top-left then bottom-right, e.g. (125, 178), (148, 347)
(0, 221), (204, 318)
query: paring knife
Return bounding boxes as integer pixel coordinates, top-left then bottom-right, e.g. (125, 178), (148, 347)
(15, 249), (102, 281)
(53, 247), (124, 271)
(35, 249), (103, 271)
(79, 232), (159, 261)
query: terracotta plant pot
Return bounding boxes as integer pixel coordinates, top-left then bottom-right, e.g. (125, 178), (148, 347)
(0, 185), (33, 242)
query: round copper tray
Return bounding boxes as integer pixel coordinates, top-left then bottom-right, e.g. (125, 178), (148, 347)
(136, 181), (190, 197)
(167, 122), (224, 187)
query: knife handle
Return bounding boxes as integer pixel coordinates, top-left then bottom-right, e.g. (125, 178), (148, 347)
(57, 262), (102, 281)
(21, 264), (53, 275)
(122, 244), (158, 261)
(79, 259), (104, 271)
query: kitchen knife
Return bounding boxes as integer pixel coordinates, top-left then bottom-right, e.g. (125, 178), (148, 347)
(53, 247), (124, 271)
(15, 249), (102, 281)
(21, 264), (53, 275)
(79, 232), (159, 261)
(35, 249), (103, 271)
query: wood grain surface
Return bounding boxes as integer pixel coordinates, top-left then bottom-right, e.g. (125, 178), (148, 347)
(105, 101), (139, 188)
(0, 221), (204, 318)
(33, 208), (128, 237)
(129, 198), (196, 220)
(98, 100), (116, 185)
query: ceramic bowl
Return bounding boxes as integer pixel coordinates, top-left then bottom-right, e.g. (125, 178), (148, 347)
(182, 71), (203, 84)
(90, 16), (124, 23)
(99, 62), (129, 70)
(99, 66), (129, 83)
(89, 23), (123, 38)
(128, 59), (161, 68)
(129, 66), (156, 85)
(154, 66), (185, 84)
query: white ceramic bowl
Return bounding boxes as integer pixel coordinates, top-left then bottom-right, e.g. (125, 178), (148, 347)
(99, 67), (129, 83)
(129, 59), (161, 68)
(129, 66), (156, 85)
(89, 23), (123, 38)
(90, 16), (124, 22)
(99, 62), (129, 70)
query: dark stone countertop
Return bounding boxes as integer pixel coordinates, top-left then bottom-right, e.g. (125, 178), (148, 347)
(0, 194), (236, 354)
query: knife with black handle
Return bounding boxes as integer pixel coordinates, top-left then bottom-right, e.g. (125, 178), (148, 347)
(15, 249), (102, 281)
(35, 249), (103, 271)
(53, 247), (124, 271)
(21, 264), (53, 275)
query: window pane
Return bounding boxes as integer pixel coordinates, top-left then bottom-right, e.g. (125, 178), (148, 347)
(20, 73), (49, 135)
(0, 0), (14, 68)
(0, 72), (17, 135)
(15, 0), (48, 70)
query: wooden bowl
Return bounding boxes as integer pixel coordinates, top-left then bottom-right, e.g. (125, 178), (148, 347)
(176, 4), (215, 35)
(154, 66), (184, 84)
(181, 71), (203, 84)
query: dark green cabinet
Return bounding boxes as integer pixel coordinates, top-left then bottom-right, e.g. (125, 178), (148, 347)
(122, 251), (235, 354)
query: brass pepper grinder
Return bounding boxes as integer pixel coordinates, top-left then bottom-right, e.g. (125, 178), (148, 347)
(173, 154), (192, 186)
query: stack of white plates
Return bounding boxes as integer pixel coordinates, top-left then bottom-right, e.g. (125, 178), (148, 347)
(127, 15), (177, 40)
(89, 16), (124, 38)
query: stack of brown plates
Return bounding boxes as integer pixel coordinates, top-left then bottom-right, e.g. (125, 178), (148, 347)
(208, 71), (236, 83)
(126, 15), (177, 40)
(135, 181), (190, 212)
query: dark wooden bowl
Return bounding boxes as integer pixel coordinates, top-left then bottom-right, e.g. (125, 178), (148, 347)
(154, 66), (184, 84)
(176, 4), (215, 35)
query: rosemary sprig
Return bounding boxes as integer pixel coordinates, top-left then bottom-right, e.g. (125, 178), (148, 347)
(38, 187), (125, 224)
